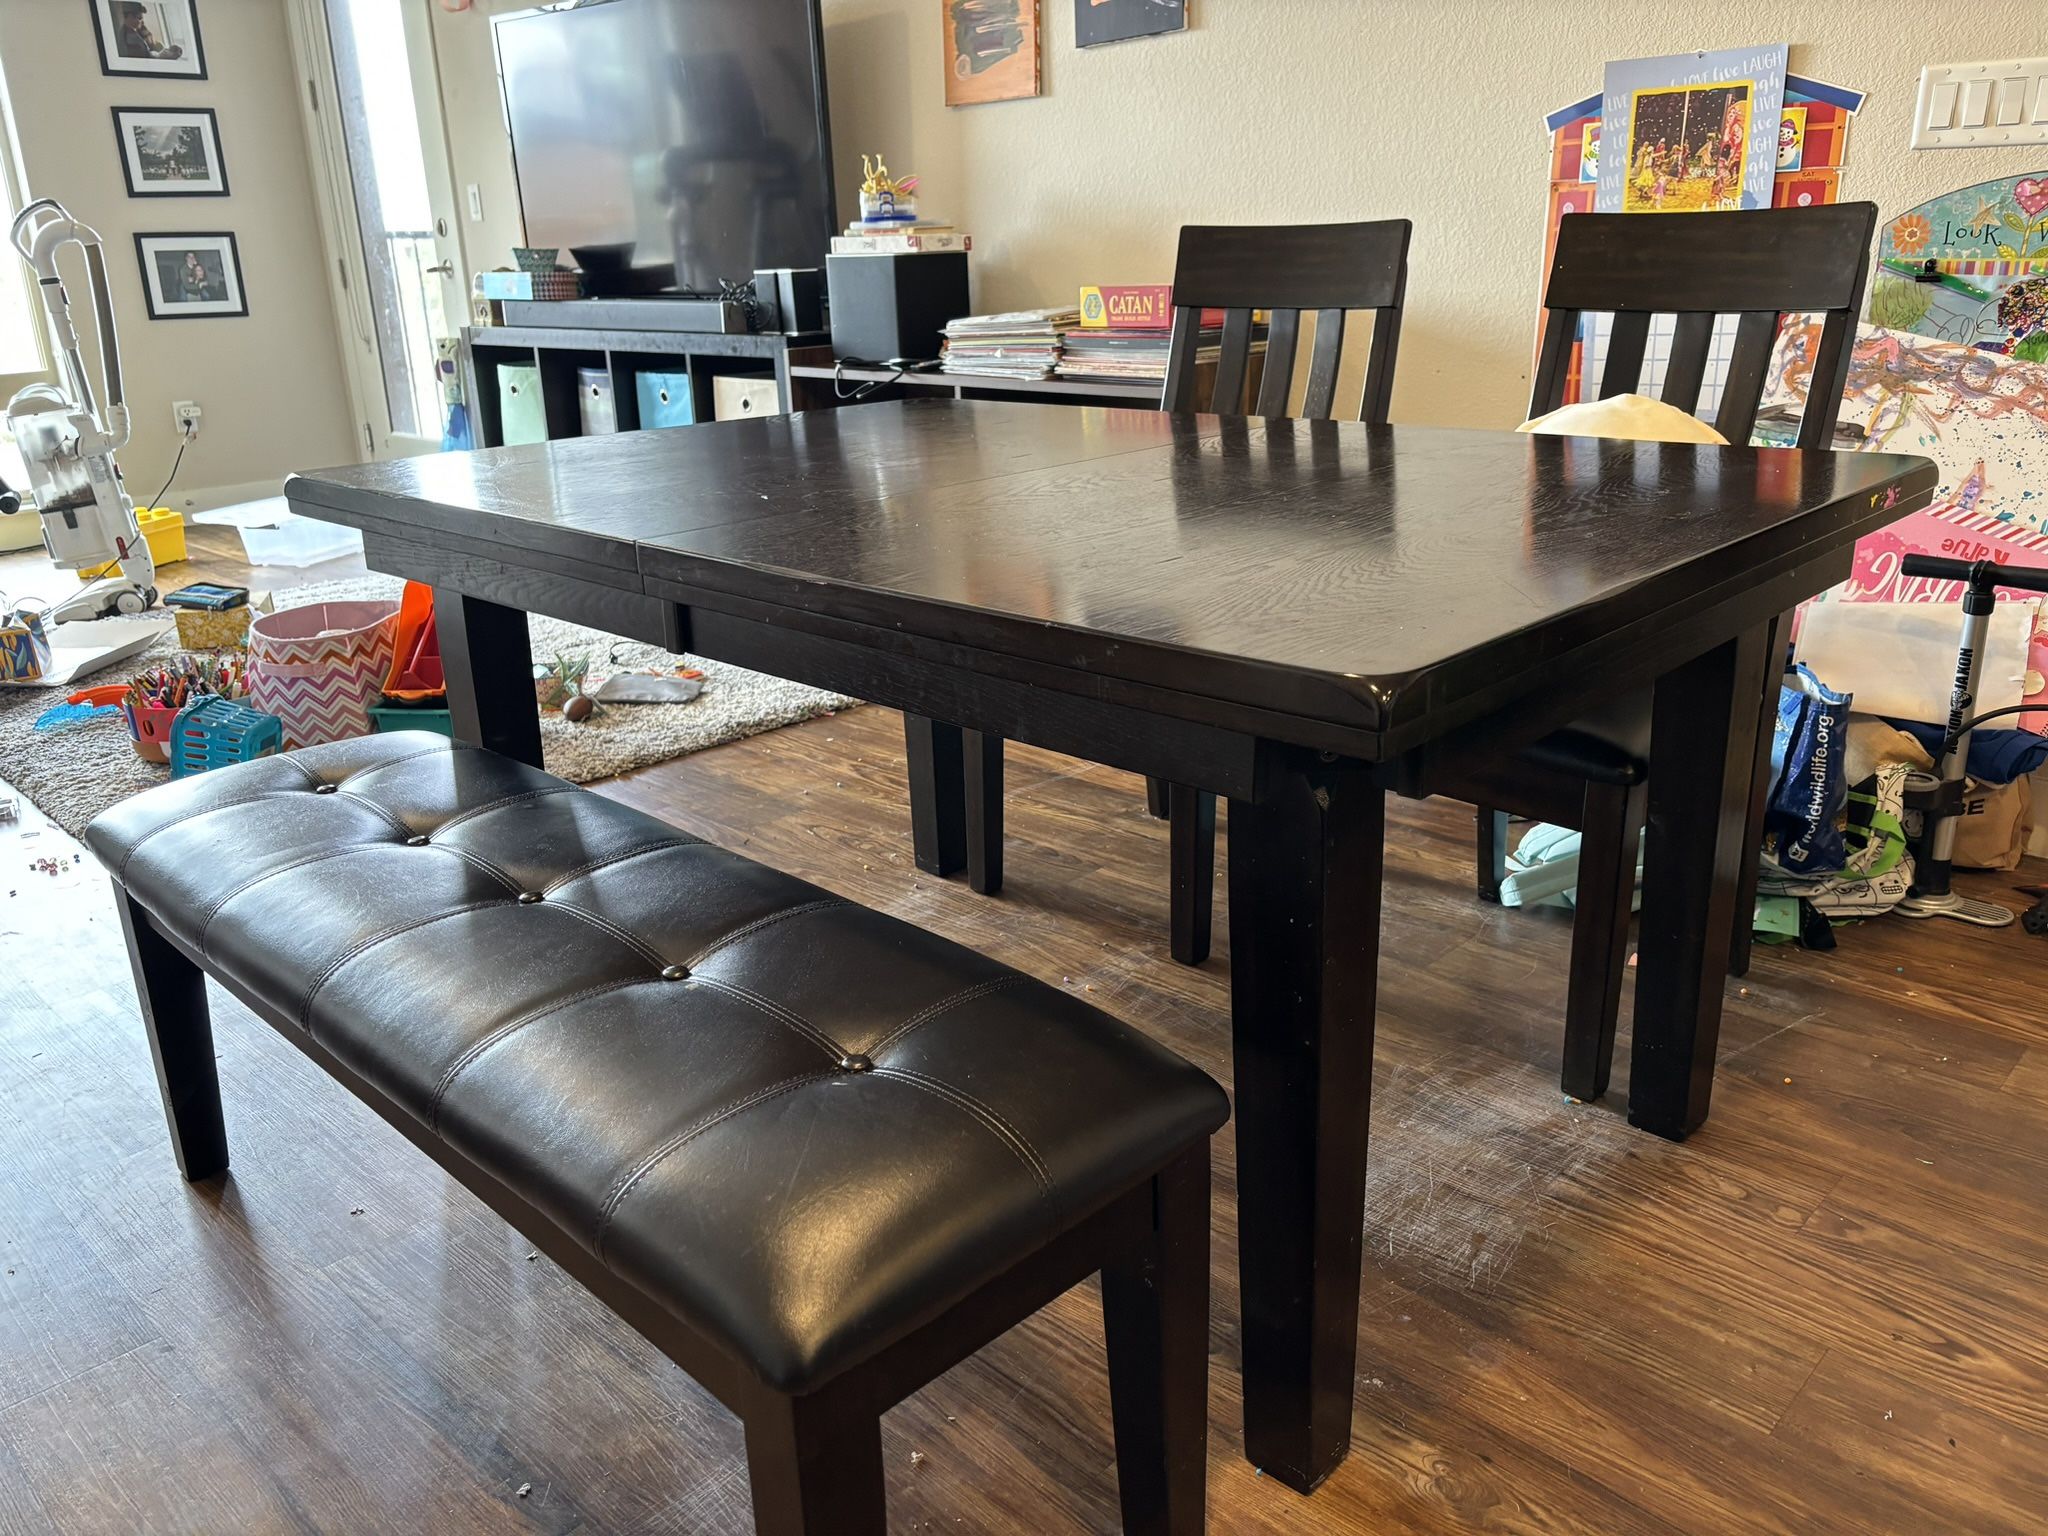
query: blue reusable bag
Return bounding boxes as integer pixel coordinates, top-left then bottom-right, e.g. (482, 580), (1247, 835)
(1766, 664), (1852, 874)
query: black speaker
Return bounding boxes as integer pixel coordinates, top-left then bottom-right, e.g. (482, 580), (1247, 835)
(827, 252), (971, 365)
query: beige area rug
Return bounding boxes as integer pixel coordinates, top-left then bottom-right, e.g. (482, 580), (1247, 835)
(0, 574), (856, 837)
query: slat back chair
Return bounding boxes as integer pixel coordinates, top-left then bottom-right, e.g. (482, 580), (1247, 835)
(1145, 219), (1413, 964)
(1529, 202), (1877, 443)
(1161, 219), (1412, 421)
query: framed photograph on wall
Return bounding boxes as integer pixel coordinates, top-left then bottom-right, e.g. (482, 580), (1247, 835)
(112, 108), (228, 197)
(134, 232), (246, 319)
(1076, 0), (1187, 47)
(90, 0), (207, 80)
(944, 0), (1041, 107)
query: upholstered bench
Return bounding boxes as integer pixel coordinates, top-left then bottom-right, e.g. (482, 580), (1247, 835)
(86, 733), (1228, 1536)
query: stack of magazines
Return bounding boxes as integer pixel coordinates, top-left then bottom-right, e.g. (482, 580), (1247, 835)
(940, 307), (1080, 380)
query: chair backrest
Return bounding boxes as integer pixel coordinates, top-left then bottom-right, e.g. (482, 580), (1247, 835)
(1161, 219), (1412, 422)
(1530, 203), (1878, 449)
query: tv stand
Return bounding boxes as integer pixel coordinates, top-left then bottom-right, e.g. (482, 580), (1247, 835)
(461, 321), (824, 447)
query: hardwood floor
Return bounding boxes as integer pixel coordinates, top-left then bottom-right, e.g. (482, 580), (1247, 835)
(3, 528), (2047, 1532)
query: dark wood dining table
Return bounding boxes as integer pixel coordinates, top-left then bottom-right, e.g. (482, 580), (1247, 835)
(287, 398), (1934, 1494)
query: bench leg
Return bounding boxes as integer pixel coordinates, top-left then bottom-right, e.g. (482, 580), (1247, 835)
(1167, 786), (1215, 967)
(741, 1377), (885, 1536)
(115, 890), (228, 1181)
(1103, 1146), (1212, 1536)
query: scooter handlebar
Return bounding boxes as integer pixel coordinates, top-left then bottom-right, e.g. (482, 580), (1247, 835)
(1900, 554), (2048, 594)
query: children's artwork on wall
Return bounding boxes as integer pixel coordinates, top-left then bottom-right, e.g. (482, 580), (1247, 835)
(1759, 321), (2048, 731)
(1870, 174), (2048, 360)
(945, 0), (1042, 106)
(1596, 45), (1788, 215)
(1543, 68), (1857, 412)
(1075, 0), (1187, 47)
(1777, 106), (1806, 170)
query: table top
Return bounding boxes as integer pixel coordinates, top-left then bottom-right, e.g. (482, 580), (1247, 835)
(288, 399), (1936, 743)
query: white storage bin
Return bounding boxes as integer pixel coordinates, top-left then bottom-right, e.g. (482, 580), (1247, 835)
(191, 501), (364, 568)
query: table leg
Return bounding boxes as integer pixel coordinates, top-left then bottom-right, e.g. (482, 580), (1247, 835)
(904, 716), (967, 877)
(1228, 752), (1383, 1493)
(433, 587), (541, 768)
(1629, 624), (1771, 1140)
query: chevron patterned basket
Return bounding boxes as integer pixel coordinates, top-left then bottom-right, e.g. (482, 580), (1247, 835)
(245, 600), (400, 750)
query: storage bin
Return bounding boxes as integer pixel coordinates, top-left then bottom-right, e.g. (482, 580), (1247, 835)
(246, 599), (400, 749)
(578, 366), (618, 435)
(77, 505), (186, 581)
(367, 703), (453, 737)
(498, 363), (546, 445)
(636, 371), (696, 430)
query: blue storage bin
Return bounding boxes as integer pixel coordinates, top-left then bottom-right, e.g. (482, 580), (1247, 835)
(636, 371), (696, 430)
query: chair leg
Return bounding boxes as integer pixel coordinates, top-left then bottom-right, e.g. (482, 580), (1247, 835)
(1145, 776), (1171, 820)
(1728, 608), (1790, 979)
(1560, 781), (1648, 1103)
(964, 729), (1004, 896)
(1476, 805), (1510, 902)
(741, 1376), (886, 1536)
(115, 889), (228, 1181)
(904, 716), (967, 878)
(1103, 1146), (1212, 1536)
(1167, 786), (1215, 966)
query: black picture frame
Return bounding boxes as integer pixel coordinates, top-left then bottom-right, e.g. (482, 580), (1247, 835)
(112, 106), (228, 198)
(134, 231), (247, 320)
(90, 0), (208, 81)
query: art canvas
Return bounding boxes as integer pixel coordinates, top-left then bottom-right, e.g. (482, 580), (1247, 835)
(945, 0), (1042, 107)
(1076, 0), (1187, 48)
(1870, 172), (2048, 360)
(1596, 45), (1787, 214)
(1759, 321), (2048, 732)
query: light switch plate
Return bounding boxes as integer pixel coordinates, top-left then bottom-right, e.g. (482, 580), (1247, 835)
(1913, 58), (2048, 148)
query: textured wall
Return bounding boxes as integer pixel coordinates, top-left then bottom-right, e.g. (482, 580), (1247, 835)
(817, 0), (2048, 427)
(0, 0), (354, 502)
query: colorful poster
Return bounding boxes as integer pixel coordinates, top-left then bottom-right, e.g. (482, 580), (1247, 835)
(1870, 173), (2048, 359)
(1075, 0), (1187, 47)
(1596, 44), (1788, 214)
(1759, 321), (2048, 732)
(944, 0), (1042, 107)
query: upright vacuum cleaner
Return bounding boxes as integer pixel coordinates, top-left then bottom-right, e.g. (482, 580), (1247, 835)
(1892, 553), (2048, 927)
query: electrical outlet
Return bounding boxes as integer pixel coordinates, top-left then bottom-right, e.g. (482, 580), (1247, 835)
(172, 400), (202, 438)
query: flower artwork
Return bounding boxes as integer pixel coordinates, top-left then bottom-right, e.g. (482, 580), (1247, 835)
(1871, 174), (2048, 359)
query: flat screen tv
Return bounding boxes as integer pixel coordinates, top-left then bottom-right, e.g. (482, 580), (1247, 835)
(493, 0), (836, 295)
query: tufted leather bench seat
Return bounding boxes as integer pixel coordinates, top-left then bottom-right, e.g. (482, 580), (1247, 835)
(88, 733), (1227, 1535)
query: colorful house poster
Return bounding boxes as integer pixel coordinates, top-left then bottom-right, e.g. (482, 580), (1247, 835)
(1870, 173), (2048, 359)
(1596, 44), (1788, 214)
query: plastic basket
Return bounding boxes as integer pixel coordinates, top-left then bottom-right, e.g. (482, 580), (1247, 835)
(169, 696), (284, 778)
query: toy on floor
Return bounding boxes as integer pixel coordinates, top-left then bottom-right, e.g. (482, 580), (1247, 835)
(1893, 554), (2048, 927)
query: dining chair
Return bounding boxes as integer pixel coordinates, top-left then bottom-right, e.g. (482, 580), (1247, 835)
(933, 218), (1414, 954)
(1147, 219), (1413, 963)
(1459, 202), (1879, 1101)
(1145, 204), (1876, 1107)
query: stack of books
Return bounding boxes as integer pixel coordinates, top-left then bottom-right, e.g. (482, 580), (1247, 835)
(940, 307), (1080, 380)
(1055, 285), (1242, 385)
(832, 224), (972, 255)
